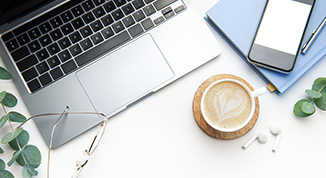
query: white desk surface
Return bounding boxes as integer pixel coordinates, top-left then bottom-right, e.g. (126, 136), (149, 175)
(1, 0), (326, 177)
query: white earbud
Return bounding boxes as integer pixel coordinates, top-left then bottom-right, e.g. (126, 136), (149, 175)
(270, 124), (282, 152)
(242, 132), (268, 149)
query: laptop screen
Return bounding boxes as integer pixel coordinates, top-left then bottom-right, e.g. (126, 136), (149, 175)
(0, 0), (53, 25)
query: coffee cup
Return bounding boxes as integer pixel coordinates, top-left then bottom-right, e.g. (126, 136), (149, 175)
(200, 78), (267, 132)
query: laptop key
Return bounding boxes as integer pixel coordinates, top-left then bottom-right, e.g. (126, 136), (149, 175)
(17, 55), (38, 72)
(28, 28), (41, 40)
(91, 33), (104, 45)
(39, 34), (52, 47)
(82, 12), (96, 24)
(143, 4), (156, 16)
(128, 24), (144, 37)
(101, 27), (114, 39)
(47, 43), (60, 55)
(114, 0), (127, 7)
(112, 21), (125, 33)
(39, 22), (52, 34)
(50, 29), (63, 41)
(39, 73), (52, 86)
(5, 39), (19, 52)
(75, 31), (131, 66)
(58, 50), (72, 62)
(50, 16), (63, 28)
(61, 10), (74, 23)
(28, 40), (41, 53)
(36, 61), (50, 74)
(69, 31), (82, 44)
(122, 16), (135, 28)
(141, 18), (154, 30)
(71, 5), (85, 17)
(82, 0), (95, 11)
(27, 79), (41, 92)
(80, 26), (93, 38)
(36, 49), (50, 61)
(122, 3), (135, 15)
(133, 10), (145, 22)
(50, 67), (64, 80)
(47, 55), (61, 68)
(132, 0), (145, 9)
(58, 37), (72, 49)
(80, 38), (93, 50)
(72, 17), (85, 30)
(144, 0), (154, 4)
(93, 0), (106, 6)
(61, 60), (77, 74)
(153, 0), (177, 10)
(2, 32), (14, 42)
(93, 6), (106, 18)
(17, 33), (31, 46)
(90, 20), (104, 32)
(112, 9), (124, 21)
(174, 5), (185, 13)
(11, 46), (30, 62)
(69, 44), (82, 56)
(101, 14), (114, 26)
(103, 1), (116, 13)
(154, 16), (164, 25)
(61, 23), (74, 35)
(22, 67), (38, 82)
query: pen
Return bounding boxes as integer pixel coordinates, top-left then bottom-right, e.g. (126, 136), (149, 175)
(301, 16), (326, 54)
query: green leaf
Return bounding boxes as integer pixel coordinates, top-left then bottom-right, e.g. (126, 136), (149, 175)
(1, 127), (23, 144)
(315, 93), (326, 111)
(294, 99), (313, 117)
(0, 159), (5, 170)
(0, 147), (3, 154)
(2, 92), (17, 108)
(312, 77), (326, 94)
(16, 145), (41, 168)
(0, 91), (6, 103)
(8, 111), (26, 123)
(301, 101), (315, 115)
(0, 66), (13, 80)
(0, 114), (9, 129)
(7, 146), (24, 167)
(305, 89), (322, 99)
(0, 170), (14, 178)
(9, 130), (29, 150)
(23, 165), (38, 178)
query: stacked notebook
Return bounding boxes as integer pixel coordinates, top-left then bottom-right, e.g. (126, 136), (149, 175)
(206, 0), (326, 93)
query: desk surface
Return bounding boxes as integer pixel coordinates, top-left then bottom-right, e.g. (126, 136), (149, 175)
(1, 0), (326, 177)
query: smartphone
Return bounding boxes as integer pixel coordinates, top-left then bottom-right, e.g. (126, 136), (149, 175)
(248, 0), (315, 73)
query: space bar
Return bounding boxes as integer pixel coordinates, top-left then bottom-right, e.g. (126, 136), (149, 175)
(75, 31), (131, 67)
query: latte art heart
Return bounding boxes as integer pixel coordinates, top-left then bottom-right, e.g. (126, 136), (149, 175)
(203, 81), (252, 130)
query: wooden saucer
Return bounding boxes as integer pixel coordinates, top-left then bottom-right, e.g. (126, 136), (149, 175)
(192, 74), (260, 139)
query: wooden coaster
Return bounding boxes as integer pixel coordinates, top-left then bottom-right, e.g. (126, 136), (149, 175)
(192, 74), (260, 139)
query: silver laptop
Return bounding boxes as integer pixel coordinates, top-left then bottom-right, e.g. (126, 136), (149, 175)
(0, 0), (221, 148)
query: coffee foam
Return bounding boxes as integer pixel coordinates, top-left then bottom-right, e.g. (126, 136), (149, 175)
(203, 81), (252, 130)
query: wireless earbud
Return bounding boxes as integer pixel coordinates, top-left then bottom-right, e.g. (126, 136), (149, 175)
(270, 124), (282, 152)
(242, 132), (268, 149)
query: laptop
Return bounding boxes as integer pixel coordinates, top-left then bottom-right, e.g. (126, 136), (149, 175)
(0, 0), (221, 148)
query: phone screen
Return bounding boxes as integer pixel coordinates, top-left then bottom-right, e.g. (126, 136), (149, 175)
(254, 0), (311, 55)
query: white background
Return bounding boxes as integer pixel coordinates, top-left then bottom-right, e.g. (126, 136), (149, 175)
(1, 0), (326, 177)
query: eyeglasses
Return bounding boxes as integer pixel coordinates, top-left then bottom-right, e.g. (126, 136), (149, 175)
(18, 106), (109, 178)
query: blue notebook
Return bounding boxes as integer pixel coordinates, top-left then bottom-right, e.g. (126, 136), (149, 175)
(206, 0), (326, 93)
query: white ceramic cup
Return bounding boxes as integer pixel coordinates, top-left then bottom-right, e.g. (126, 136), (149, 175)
(200, 78), (267, 132)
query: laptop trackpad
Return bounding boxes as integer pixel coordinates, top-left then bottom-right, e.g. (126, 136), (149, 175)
(76, 35), (174, 114)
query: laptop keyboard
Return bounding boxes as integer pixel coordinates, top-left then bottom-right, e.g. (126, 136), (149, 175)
(1, 0), (186, 93)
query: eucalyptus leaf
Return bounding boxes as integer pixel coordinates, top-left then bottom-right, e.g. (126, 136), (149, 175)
(7, 146), (24, 167)
(23, 165), (38, 178)
(305, 89), (322, 99)
(312, 77), (326, 93)
(1, 128), (23, 144)
(2, 92), (17, 108)
(16, 145), (41, 168)
(0, 66), (13, 80)
(0, 91), (6, 103)
(301, 101), (315, 114)
(8, 111), (26, 123)
(0, 147), (3, 153)
(294, 99), (313, 117)
(9, 130), (29, 150)
(0, 170), (14, 178)
(0, 159), (5, 170)
(0, 114), (9, 129)
(315, 93), (326, 111)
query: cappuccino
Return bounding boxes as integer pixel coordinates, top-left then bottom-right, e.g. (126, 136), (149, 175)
(202, 81), (252, 130)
